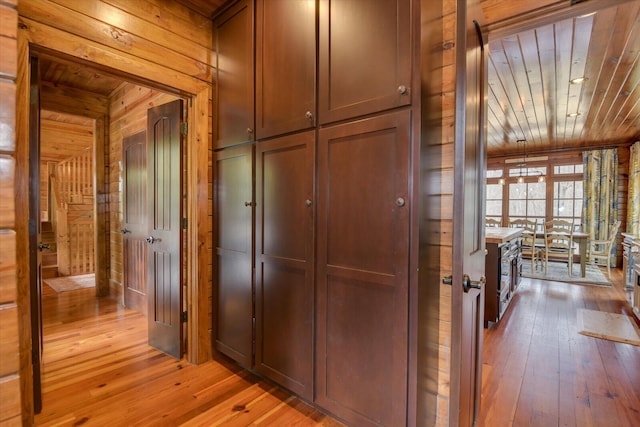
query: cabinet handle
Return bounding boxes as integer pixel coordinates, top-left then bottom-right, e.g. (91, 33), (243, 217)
(244, 201), (255, 207)
(397, 85), (408, 95)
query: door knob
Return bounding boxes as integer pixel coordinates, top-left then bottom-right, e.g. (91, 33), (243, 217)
(463, 274), (485, 293)
(38, 243), (50, 251)
(145, 236), (160, 244)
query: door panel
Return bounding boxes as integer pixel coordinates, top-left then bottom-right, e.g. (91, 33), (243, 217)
(255, 131), (314, 400)
(316, 110), (410, 426)
(255, 0), (316, 139)
(318, 0), (411, 124)
(123, 131), (147, 315)
(146, 100), (183, 360)
(214, 0), (254, 149)
(214, 144), (254, 368)
(452, 5), (487, 426)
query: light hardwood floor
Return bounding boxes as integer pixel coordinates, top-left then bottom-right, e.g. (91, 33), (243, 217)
(35, 269), (639, 426)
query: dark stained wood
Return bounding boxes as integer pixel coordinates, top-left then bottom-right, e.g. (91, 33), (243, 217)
(478, 269), (640, 427)
(213, 0), (254, 149)
(146, 100), (183, 360)
(451, 4), (487, 425)
(316, 110), (411, 426)
(254, 130), (314, 401)
(122, 131), (147, 315)
(214, 143), (254, 369)
(34, 283), (344, 426)
(255, 0), (316, 139)
(318, 0), (412, 124)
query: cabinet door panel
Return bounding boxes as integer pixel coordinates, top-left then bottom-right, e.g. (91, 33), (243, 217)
(316, 110), (410, 426)
(319, 0), (411, 124)
(214, 0), (254, 149)
(214, 144), (254, 368)
(255, 131), (314, 400)
(256, 0), (316, 139)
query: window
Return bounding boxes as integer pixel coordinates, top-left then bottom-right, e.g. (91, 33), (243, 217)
(553, 180), (583, 228)
(486, 183), (502, 222)
(508, 181), (546, 225)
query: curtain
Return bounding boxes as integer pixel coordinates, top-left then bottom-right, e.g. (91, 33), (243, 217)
(628, 142), (640, 237)
(583, 148), (619, 266)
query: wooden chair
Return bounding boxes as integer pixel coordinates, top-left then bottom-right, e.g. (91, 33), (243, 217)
(541, 219), (574, 276)
(509, 218), (542, 271)
(486, 218), (501, 228)
(588, 220), (621, 279)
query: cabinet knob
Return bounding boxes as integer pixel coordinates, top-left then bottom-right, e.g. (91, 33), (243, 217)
(247, 128), (253, 134)
(397, 85), (408, 95)
(395, 197), (406, 207)
(305, 111), (313, 121)
(244, 201), (255, 207)
(305, 199), (312, 207)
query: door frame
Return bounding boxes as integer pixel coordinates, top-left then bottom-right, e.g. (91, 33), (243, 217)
(16, 26), (212, 422)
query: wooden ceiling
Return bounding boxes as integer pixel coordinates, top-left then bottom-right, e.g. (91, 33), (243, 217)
(486, 0), (640, 156)
(37, 0), (640, 157)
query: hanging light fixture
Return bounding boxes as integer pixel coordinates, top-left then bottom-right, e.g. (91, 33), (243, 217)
(514, 139), (545, 183)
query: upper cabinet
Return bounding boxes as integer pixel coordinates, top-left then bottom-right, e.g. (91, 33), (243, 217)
(318, 0), (412, 124)
(255, 0), (317, 140)
(214, 0), (255, 149)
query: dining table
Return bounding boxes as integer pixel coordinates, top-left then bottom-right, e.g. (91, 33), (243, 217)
(526, 230), (590, 277)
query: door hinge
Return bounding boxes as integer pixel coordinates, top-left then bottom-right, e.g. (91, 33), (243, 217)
(182, 218), (188, 229)
(181, 122), (188, 136)
(182, 311), (188, 322)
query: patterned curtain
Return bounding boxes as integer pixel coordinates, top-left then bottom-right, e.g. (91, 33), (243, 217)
(628, 142), (640, 237)
(582, 148), (619, 265)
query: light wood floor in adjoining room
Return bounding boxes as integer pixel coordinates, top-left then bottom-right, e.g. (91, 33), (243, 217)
(35, 269), (640, 426)
(479, 268), (640, 427)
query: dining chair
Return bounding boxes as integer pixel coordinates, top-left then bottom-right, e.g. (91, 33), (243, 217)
(509, 218), (542, 271)
(588, 220), (621, 280)
(541, 219), (574, 276)
(486, 218), (501, 228)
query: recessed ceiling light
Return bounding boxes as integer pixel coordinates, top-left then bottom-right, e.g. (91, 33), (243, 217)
(567, 112), (581, 117)
(570, 77), (587, 84)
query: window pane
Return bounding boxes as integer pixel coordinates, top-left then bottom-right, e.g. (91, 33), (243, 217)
(486, 200), (501, 216)
(486, 169), (503, 178)
(486, 184), (502, 199)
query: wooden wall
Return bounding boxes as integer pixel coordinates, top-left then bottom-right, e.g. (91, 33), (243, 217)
(1, 0), (24, 425)
(108, 82), (179, 301)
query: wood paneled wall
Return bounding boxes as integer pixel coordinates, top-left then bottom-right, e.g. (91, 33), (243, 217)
(0, 1), (24, 425)
(108, 82), (178, 300)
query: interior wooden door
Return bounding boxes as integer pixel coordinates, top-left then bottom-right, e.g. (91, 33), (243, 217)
(255, 131), (314, 400)
(122, 131), (147, 315)
(451, 3), (487, 426)
(29, 55), (43, 414)
(316, 110), (410, 426)
(318, 0), (411, 124)
(146, 100), (183, 360)
(214, 144), (254, 369)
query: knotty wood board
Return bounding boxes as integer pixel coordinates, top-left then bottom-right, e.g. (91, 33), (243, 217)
(577, 308), (640, 346)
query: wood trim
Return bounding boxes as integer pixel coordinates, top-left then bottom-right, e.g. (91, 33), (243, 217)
(94, 117), (109, 297)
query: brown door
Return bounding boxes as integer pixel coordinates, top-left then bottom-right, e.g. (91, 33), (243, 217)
(318, 0), (411, 124)
(29, 55), (43, 414)
(255, 0), (316, 139)
(122, 131), (147, 315)
(451, 5), (487, 427)
(214, 0), (254, 149)
(316, 110), (410, 426)
(146, 100), (183, 359)
(214, 144), (254, 369)
(255, 131), (314, 400)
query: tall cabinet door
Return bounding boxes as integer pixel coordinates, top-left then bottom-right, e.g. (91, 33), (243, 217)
(318, 0), (412, 124)
(214, 0), (254, 149)
(316, 110), (411, 426)
(256, 0), (316, 139)
(214, 144), (254, 368)
(255, 131), (315, 400)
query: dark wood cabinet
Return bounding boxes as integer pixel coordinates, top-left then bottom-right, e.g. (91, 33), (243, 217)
(318, 0), (412, 124)
(213, 144), (254, 368)
(484, 229), (521, 327)
(255, 0), (316, 139)
(214, 0), (254, 149)
(316, 110), (411, 426)
(254, 131), (315, 400)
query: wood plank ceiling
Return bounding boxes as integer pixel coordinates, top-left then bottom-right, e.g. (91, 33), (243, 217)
(37, 0), (640, 158)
